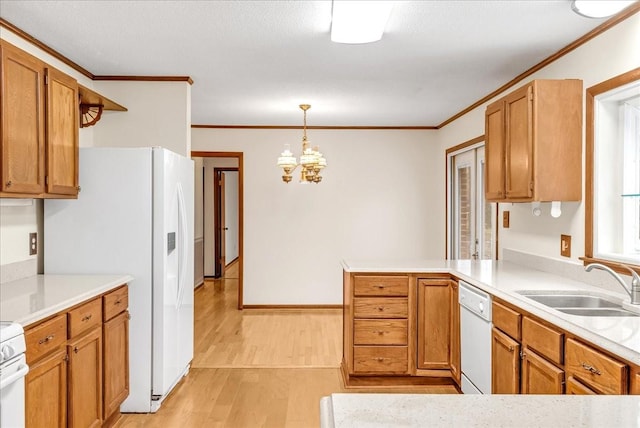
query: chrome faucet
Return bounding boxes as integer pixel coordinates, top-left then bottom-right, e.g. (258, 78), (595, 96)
(585, 263), (640, 305)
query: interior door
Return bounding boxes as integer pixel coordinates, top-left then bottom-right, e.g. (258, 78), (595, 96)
(451, 146), (496, 260)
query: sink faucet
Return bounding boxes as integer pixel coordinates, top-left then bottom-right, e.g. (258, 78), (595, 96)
(585, 263), (640, 305)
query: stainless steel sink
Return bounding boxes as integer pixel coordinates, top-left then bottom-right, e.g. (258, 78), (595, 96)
(557, 308), (639, 317)
(522, 294), (620, 309)
(516, 292), (640, 317)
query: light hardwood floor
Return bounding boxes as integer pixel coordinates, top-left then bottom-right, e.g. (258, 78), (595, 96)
(117, 262), (456, 428)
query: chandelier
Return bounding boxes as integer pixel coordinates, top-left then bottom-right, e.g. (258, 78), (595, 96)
(277, 104), (327, 183)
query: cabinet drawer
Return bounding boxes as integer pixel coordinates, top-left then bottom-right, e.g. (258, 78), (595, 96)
(103, 285), (128, 321)
(353, 346), (408, 373)
(25, 314), (67, 365)
(492, 301), (521, 341)
(354, 320), (408, 345)
(353, 276), (408, 297)
(522, 316), (563, 365)
(68, 298), (102, 339)
(354, 298), (408, 319)
(566, 376), (598, 395)
(565, 338), (627, 394)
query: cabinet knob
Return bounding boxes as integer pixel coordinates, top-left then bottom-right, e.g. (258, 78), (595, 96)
(76, 185), (82, 192)
(81, 314), (92, 322)
(377, 306), (384, 311)
(5, 181), (11, 187)
(38, 334), (54, 345)
(376, 357), (384, 362)
(73, 347), (79, 354)
(376, 285), (385, 289)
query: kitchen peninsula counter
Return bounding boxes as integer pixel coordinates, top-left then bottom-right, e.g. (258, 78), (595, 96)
(320, 393), (640, 427)
(0, 274), (133, 326)
(342, 259), (640, 366)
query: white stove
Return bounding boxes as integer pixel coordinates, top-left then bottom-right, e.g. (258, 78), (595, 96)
(0, 321), (28, 428)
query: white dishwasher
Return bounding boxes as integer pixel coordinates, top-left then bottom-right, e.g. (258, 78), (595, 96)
(459, 280), (492, 394)
(0, 322), (28, 428)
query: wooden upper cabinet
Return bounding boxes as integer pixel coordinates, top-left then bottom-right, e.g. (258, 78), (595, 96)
(485, 79), (582, 202)
(0, 40), (46, 195)
(0, 40), (79, 198)
(485, 100), (505, 200)
(46, 67), (79, 196)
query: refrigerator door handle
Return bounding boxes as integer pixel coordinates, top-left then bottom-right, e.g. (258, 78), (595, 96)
(176, 183), (188, 309)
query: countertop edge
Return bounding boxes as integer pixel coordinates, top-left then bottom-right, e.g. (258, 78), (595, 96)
(15, 274), (133, 327)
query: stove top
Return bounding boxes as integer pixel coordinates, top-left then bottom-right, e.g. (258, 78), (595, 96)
(0, 322), (24, 344)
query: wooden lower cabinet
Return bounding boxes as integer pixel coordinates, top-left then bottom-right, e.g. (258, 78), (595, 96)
(449, 281), (461, 384)
(565, 338), (627, 394)
(417, 278), (451, 370)
(68, 327), (103, 428)
(24, 285), (129, 427)
(491, 327), (520, 394)
(521, 347), (564, 394)
(103, 311), (130, 420)
(25, 348), (67, 428)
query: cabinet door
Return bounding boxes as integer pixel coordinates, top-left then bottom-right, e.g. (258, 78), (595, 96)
(68, 327), (103, 428)
(521, 347), (564, 394)
(46, 66), (79, 196)
(0, 41), (46, 194)
(504, 84), (533, 200)
(491, 327), (520, 394)
(417, 278), (451, 370)
(103, 311), (130, 419)
(25, 347), (67, 428)
(485, 100), (505, 200)
(449, 281), (461, 384)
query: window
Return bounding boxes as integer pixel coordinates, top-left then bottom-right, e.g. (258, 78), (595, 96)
(586, 68), (640, 270)
(447, 138), (497, 260)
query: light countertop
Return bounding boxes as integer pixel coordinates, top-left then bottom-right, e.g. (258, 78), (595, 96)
(342, 259), (640, 365)
(0, 274), (133, 326)
(321, 393), (640, 428)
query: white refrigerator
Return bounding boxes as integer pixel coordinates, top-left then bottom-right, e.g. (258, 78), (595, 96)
(44, 147), (194, 413)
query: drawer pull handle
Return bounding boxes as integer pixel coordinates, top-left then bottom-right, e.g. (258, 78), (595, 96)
(581, 363), (601, 376)
(377, 306), (384, 311)
(6, 181), (12, 187)
(378, 331), (384, 335)
(115, 300), (122, 305)
(81, 314), (93, 322)
(38, 334), (55, 344)
(376, 357), (385, 362)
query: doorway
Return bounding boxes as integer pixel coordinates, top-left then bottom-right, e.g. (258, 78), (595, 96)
(214, 167), (239, 277)
(192, 151), (244, 309)
(446, 140), (497, 260)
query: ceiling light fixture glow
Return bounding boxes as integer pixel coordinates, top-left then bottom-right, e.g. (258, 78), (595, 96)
(571, 0), (637, 18)
(331, 0), (394, 44)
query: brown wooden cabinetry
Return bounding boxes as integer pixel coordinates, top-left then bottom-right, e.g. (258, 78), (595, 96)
(491, 327), (520, 394)
(521, 347), (564, 394)
(485, 79), (582, 202)
(417, 278), (451, 370)
(68, 326), (103, 428)
(23, 284), (129, 427)
(342, 272), (460, 387)
(565, 338), (627, 394)
(0, 40), (78, 198)
(102, 286), (130, 424)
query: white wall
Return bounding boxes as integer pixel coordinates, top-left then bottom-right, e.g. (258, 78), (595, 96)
(192, 128), (441, 304)
(438, 13), (640, 264)
(202, 158), (238, 276)
(92, 80), (192, 156)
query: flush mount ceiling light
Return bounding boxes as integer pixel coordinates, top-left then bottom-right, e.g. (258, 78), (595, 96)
(571, 0), (637, 18)
(277, 104), (327, 184)
(331, 0), (394, 44)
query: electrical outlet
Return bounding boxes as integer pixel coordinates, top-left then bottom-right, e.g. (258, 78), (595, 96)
(560, 234), (571, 258)
(29, 232), (37, 256)
(503, 211), (510, 228)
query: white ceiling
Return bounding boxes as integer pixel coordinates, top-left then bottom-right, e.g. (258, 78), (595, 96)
(0, 1), (617, 126)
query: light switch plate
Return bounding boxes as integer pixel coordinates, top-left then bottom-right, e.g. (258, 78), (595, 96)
(503, 211), (510, 228)
(560, 234), (571, 258)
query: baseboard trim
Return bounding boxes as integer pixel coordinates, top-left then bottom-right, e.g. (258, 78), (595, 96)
(242, 304), (343, 310)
